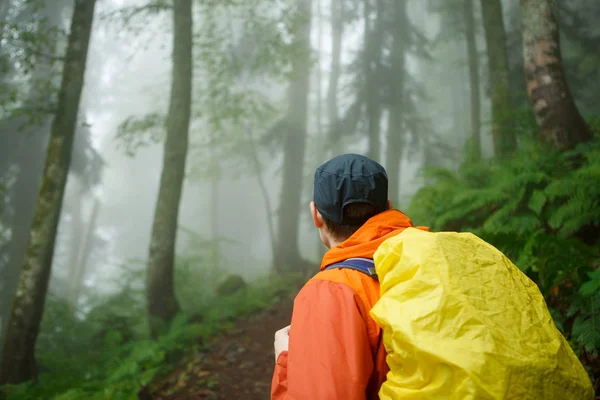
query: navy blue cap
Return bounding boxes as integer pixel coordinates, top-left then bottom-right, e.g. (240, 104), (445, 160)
(313, 154), (388, 224)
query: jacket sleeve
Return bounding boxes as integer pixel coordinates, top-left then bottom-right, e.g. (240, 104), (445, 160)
(270, 279), (373, 400)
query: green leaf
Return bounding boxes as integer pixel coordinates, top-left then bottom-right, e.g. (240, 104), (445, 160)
(528, 189), (547, 215)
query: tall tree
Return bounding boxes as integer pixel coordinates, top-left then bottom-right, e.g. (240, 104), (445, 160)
(146, 0), (193, 336)
(385, 0), (407, 203)
(68, 197), (100, 305)
(0, 1), (70, 344)
(0, 0), (96, 384)
(520, 0), (591, 150)
(364, 0), (384, 162)
(67, 184), (85, 289)
(481, 0), (517, 157)
(557, 0), (600, 117)
(464, 0), (481, 160)
(207, 153), (220, 268)
(327, 0), (343, 156)
(314, 0), (323, 145)
(274, 0), (312, 272)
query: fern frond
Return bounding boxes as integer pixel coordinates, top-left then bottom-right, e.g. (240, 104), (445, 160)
(549, 188), (600, 236)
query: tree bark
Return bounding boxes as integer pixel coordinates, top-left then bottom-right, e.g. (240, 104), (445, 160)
(274, 0), (312, 272)
(0, 1), (67, 345)
(1, 130), (47, 343)
(146, 0), (192, 337)
(464, 0), (481, 161)
(0, 0), (96, 385)
(385, 0), (407, 204)
(481, 0), (517, 157)
(327, 0), (343, 157)
(520, 0), (591, 150)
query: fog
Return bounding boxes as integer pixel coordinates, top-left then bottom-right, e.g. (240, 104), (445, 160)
(54, 0), (443, 297)
(1, 0), (599, 394)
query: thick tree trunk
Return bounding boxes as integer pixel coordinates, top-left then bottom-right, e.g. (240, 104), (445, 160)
(0, 0), (96, 385)
(274, 0), (312, 272)
(464, 0), (481, 161)
(0, 1), (67, 345)
(0, 131), (47, 343)
(365, 0), (383, 162)
(146, 0), (192, 336)
(385, 0), (407, 204)
(327, 0), (343, 157)
(520, 0), (591, 150)
(481, 0), (517, 157)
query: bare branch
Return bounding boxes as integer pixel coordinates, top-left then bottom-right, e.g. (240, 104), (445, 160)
(99, 2), (172, 25)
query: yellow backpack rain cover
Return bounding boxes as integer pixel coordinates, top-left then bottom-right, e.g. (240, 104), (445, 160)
(370, 228), (594, 400)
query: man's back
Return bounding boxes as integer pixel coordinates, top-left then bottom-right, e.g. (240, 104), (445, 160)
(272, 210), (421, 399)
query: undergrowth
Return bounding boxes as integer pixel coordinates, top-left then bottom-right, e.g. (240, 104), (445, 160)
(408, 122), (600, 389)
(0, 269), (298, 400)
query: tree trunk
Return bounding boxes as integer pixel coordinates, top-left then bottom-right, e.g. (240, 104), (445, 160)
(0, 131), (47, 344)
(0, 0), (96, 385)
(245, 128), (276, 261)
(0, 1), (10, 20)
(464, 0), (481, 161)
(146, 0), (192, 337)
(67, 185), (84, 287)
(314, 0), (326, 260)
(327, 0), (343, 157)
(0, 1), (67, 345)
(209, 156), (220, 268)
(365, 0), (383, 162)
(274, 0), (312, 273)
(481, 0), (517, 157)
(385, 0), (407, 204)
(69, 197), (100, 305)
(315, 0), (323, 145)
(520, 0), (591, 150)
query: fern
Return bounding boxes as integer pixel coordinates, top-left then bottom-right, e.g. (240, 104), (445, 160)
(408, 132), (600, 383)
(1, 265), (300, 400)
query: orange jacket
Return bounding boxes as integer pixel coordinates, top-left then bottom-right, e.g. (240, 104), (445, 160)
(271, 210), (426, 400)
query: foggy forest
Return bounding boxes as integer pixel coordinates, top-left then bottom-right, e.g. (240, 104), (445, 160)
(0, 0), (599, 398)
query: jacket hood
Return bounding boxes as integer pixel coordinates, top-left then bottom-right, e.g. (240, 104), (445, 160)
(320, 209), (428, 270)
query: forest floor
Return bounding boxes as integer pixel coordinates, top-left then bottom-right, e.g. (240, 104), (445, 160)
(148, 292), (295, 399)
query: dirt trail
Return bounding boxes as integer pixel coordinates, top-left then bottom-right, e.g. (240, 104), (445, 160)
(150, 294), (295, 399)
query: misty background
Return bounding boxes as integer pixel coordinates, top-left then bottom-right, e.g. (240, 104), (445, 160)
(1, 0), (599, 397)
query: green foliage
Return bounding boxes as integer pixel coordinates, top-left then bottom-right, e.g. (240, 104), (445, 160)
(0, 1), (68, 121)
(216, 274), (247, 296)
(571, 268), (600, 356)
(1, 256), (297, 400)
(115, 113), (165, 157)
(112, 0), (295, 180)
(408, 130), (600, 383)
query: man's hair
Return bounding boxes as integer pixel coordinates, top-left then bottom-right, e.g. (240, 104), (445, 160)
(322, 202), (378, 241)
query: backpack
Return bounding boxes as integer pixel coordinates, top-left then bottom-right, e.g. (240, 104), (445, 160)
(328, 228), (594, 400)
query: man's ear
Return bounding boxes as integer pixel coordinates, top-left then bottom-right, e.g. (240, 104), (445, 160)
(310, 201), (325, 228)
(387, 199), (393, 210)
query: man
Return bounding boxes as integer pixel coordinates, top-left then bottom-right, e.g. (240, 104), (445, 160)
(271, 153), (425, 400)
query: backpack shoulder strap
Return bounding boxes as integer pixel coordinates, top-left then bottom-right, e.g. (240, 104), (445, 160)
(324, 257), (378, 279)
